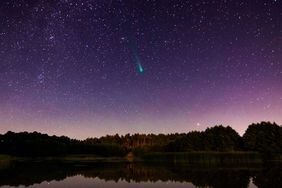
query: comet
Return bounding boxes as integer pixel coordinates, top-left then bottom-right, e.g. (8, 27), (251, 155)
(129, 36), (145, 74)
(137, 62), (144, 73)
(134, 54), (144, 73)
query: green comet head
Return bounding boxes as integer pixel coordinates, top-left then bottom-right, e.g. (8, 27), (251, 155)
(137, 63), (144, 73)
(134, 54), (144, 74)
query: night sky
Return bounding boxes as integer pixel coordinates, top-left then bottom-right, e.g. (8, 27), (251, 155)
(1, 0), (282, 139)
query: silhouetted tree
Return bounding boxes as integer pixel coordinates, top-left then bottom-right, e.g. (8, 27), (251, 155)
(243, 122), (282, 154)
(165, 126), (242, 152)
(0, 131), (125, 157)
(204, 125), (242, 151)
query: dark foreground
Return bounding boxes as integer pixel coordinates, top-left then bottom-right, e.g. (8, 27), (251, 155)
(0, 158), (282, 188)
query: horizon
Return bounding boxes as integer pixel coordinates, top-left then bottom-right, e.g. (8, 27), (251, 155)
(1, 120), (279, 140)
(1, 0), (282, 139)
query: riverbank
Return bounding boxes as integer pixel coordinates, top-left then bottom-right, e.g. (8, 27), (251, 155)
(139, 151), (263, 166)
(1, 152), (282, 165)
(0, 154), (128, 163)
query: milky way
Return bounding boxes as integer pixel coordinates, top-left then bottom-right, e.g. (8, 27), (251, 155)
(0, 0), (282, 139)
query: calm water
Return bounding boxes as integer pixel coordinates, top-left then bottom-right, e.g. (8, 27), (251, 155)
(0, 160), (281, 188)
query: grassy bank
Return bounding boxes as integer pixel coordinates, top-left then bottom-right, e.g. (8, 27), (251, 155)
(0, 155), (12, 169)
(0, 154), (129, 163)
(0, 155), (12, 161)
(56, 154), (128, 163)
(0, 152), (276, 165)
(140, 151), (263, 165)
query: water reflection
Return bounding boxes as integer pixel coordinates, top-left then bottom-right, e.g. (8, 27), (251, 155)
(0, 161), (281, 188)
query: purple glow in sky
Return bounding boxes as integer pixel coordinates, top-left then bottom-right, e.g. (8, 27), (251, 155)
(0, 0), (282, 139)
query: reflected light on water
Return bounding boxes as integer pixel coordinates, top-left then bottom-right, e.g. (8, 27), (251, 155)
(1, 176), (196, 188)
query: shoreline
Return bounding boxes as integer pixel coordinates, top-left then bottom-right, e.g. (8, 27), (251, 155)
(2, 151), (281, 164)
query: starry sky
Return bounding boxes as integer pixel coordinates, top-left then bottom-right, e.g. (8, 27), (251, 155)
(1, 0), (282, 139)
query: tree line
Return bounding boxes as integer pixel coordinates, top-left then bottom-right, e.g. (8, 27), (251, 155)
(0, 121), (282, 157)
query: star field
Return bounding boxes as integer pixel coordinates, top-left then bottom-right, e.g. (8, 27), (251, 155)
(0, 0), (282, 139)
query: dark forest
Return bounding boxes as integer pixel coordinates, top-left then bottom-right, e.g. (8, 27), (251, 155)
(1, 122), (282, 158)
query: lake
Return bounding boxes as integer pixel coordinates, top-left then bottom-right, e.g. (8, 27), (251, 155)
(0, 160), (281, 188)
